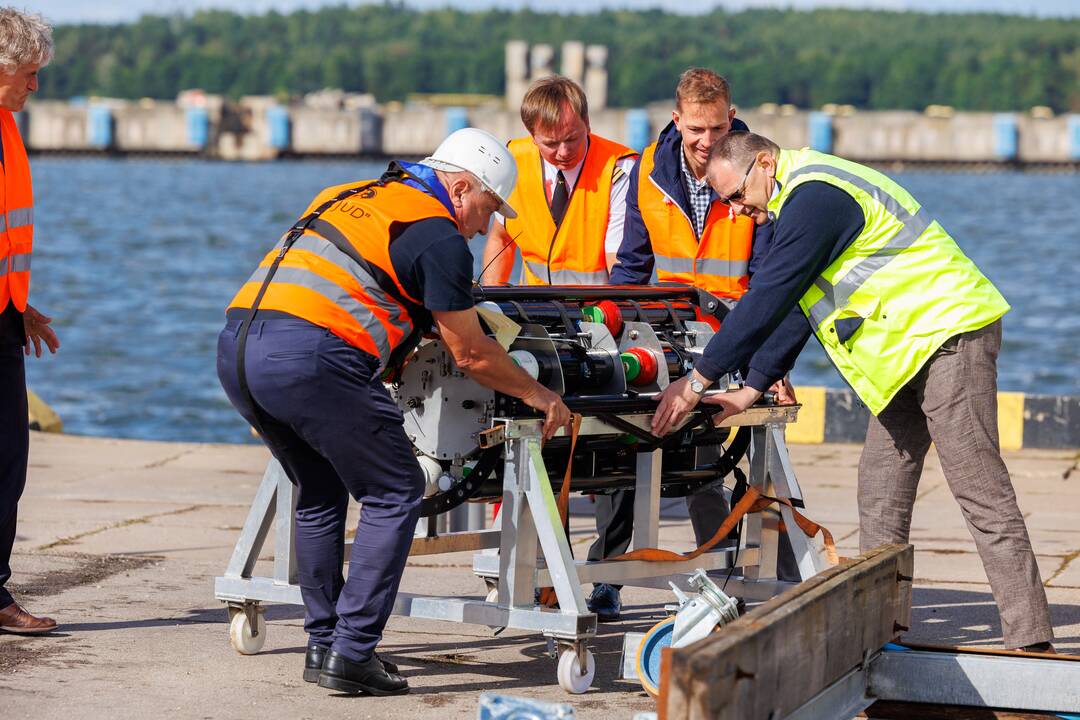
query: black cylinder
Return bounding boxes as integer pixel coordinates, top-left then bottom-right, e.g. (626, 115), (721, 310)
(558, 347), (617, 394)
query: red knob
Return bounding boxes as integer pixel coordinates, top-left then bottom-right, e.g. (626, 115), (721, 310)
(624, 346), (658, 386)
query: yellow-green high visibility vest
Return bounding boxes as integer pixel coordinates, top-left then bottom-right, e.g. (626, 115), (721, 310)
(769, 148), (1010, 415)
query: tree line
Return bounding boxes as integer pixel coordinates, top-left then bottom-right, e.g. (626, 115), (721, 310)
(36, 4), (1080, 113)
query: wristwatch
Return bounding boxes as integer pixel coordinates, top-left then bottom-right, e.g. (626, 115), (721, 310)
(688, 373), (707, 395)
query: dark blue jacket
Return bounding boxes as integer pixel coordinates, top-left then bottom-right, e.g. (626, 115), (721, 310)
(693, 181), (865, 391)
(610, 117), (773, 284)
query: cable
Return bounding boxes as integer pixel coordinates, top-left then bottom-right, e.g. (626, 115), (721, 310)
(721, 466), (747, 595)
(473, 230), (523, 301)
(695, 404), (749, 595)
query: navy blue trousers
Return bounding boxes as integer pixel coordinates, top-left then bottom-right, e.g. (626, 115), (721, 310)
(217, 315), (424, 662)
(0, 302), (28, 609)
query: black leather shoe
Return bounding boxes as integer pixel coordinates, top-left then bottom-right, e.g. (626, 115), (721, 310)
(317, 649), (409, 696)
(586, 583), (621, 622)
(375, 652), (399, 674)
(303, 644), (329, 683)
(305, 645), (398, 683)
(1019, 641), (1056, 654)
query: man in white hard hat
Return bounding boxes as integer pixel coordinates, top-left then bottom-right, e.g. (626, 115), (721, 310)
(218, 128), (572, 696)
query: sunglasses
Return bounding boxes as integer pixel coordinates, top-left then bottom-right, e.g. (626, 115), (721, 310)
(718, 159), (757, 205)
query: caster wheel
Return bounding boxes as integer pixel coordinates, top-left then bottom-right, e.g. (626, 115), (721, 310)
(485, 588), (499, 604)
(636, 616), (675, 697)
(556, 647), (595, 694)
(228, 607), (266, 655)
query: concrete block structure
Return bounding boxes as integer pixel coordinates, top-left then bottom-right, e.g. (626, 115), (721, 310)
(382, 103), (458, 156)
(584, 45), (608, 111)
(224, 96), (286, 161)
(831, 111), (999, 162)
(25, 100), (92, 151)
(529, 43), (555, 84)
(733, 108), (812, 150)
(288, 106), (381, 155)
(560, 41), (585, 86)
(468, 107), (526, 144)
(585, 109), (626, 145)
(506, 40), (608, 111)
(113, 101), (205, 153)
(1016, 114), (1076, 163)
(504, 40), (530, 111)
(19, 88), (1080, 166)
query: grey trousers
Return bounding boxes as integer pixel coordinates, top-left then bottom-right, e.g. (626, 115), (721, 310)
(857, 319), (1053, 648)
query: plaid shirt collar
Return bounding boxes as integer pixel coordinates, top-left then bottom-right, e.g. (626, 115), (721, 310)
(679, 147), (711, 239)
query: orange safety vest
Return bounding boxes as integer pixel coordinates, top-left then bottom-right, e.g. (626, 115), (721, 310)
(228, 179), (453, 368)
(637, 142), (753, 299)
(503, 134), (636, 286)
(0, 110), (34, 313)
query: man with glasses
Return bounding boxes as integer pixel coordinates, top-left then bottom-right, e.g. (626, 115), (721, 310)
(653, 130), (1055, 653)
(721, 159), (757, 207)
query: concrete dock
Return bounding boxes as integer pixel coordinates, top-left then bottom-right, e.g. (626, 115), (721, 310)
(1, 431), (1078, 718)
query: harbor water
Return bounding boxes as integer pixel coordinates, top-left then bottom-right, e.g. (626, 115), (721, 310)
(23, 158), (1080, 443)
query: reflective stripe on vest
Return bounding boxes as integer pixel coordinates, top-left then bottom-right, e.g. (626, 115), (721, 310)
(504, 134), (635, 286)
(228, 179), (452, 367)
(653, 254), (750, 279)
(521, 260), (609, 285)
(269, 231), (412, 351)
(772, 148), (1010, 415)
(0, 206), (33, 233)
(637, 142), (753, 299)
(788, 164), (932, 328)
(0, 110), (34, 313)
(246, 264), (394, 359)
(8, 253), (31, 273)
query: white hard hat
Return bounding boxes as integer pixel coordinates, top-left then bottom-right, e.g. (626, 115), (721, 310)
(420, 127), (518, 219)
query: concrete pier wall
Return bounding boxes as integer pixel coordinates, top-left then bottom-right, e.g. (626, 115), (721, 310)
(113, 102), (204, 153)
(286, 106), (381, 155)
(21, 98), (1080, 166)
(26, 100), (94, 150)
(733, 109), (812, 151)
(831, 111), (1000, 162)
(381, 104), (458, 156)
(25, 98), (222, 154)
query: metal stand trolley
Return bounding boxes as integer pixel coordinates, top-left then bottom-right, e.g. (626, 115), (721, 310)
(214, 286), (834, 693)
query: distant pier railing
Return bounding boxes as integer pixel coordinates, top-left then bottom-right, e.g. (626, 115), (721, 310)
(19, 95), (1080, 167)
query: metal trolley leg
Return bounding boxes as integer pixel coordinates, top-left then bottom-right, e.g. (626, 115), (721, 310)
(214, 411), (828, 694)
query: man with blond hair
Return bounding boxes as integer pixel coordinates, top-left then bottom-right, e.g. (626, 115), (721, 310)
(612, 68), (756, 294)
(480, 75), (636, 285)
(0, 7), (59, 636)
(593, 69), (794, 618)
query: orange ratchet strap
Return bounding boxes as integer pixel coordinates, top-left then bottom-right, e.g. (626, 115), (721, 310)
(610, 484), (839, 565)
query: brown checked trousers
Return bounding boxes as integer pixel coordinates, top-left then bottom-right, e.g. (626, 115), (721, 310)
(857, 319), (1053, 648)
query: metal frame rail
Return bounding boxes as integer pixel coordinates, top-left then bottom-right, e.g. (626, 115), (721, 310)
(788, 645), (1080, 719)
(214, 404), (831, 692)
